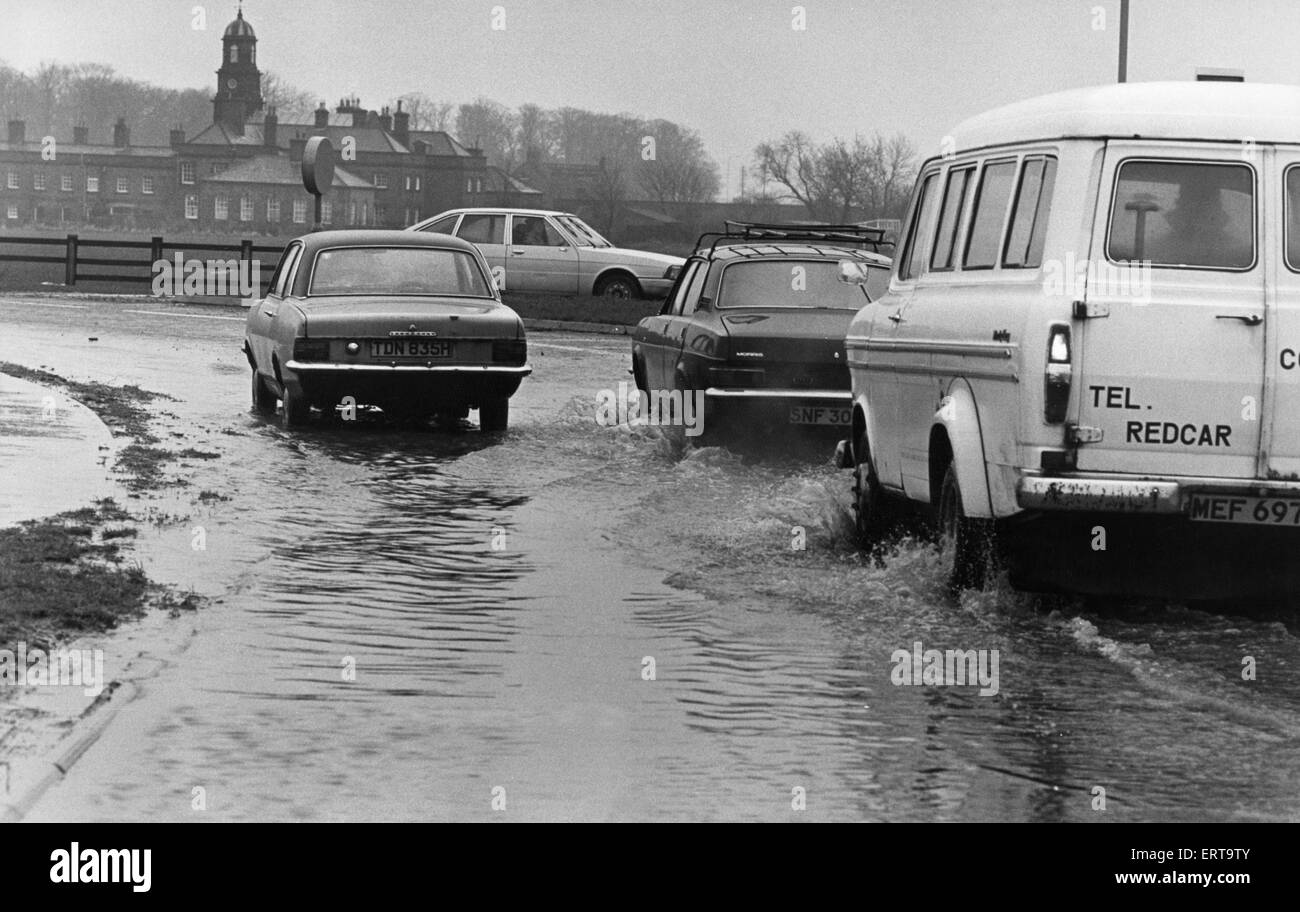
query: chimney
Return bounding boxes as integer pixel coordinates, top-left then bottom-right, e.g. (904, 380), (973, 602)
(264, 106), (278, 147)
(393, 99), (410, 146)
(289, 136), (306, 162)
(169, 126), (185, 146)
(314, 102), (329, 127)
(7, 120), (25, 144)
(113, 117), (129, 148)
(74, 125), (89, 145)
(378, 106), (392, 132)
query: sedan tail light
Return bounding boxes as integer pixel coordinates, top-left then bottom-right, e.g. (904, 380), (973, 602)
(293, 338), (330, 362)
(1044, 323), (1071, 424)
(492, 339), (527, 365)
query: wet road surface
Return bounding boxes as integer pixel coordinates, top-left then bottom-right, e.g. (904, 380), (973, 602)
(2, 295), (1299, 822)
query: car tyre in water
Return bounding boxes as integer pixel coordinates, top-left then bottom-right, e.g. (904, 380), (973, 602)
(479, 398), (509, 432)
(280, 384), (310, 428)
(251, 368), (277, 414)
(853, 440), (894, 548)
(937, 462), (995, 594)
(596, 273), (640, 301)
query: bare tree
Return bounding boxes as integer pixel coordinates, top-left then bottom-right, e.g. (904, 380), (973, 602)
(398, 92), (454, 131)
(754, 130), (918, 223)
(638, 119), (720, 207)
(261, 71), (316, 122)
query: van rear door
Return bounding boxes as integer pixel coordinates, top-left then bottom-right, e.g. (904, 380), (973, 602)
(1075, 147), (1265, 478)
(1262, 154), (1300, 479)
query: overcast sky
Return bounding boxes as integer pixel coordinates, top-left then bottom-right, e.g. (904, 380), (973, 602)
(7, 0), (1300, 196)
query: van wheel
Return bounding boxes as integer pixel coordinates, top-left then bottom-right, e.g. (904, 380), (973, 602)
(251, 368), (276, 414)
(480, 398), (509, 432)
(937, 463), (995, 594)
(280, 385), (310, 428)
(853, 446), (893, 547)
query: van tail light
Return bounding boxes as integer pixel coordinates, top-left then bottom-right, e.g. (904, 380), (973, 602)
(1044, 324), (1071, 424)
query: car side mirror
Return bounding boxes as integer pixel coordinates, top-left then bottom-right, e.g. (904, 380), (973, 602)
(838, 260), (873, 285)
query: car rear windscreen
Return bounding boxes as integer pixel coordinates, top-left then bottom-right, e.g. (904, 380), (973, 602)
(309, 246), (494, 297)
(719, 260), (882, 308)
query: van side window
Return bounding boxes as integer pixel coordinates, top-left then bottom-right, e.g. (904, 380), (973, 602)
(962, 160), (1017, 269)
(1003, 157), (1057, 268)
(899, 172), (940, 280)
(1107, 160), (1254, 269)
(1286, 167), (1300, 272)
(930, 166), (974, 271)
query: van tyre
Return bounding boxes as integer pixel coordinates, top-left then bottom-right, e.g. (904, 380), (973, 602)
(251, 368), (276, 414)
(853, 447), (894, 548)
(280, 384), (310, 427)
(480, 398), (509, 432)
(937, 463), (995, 594)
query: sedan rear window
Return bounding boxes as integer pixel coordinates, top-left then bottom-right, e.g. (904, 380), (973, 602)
(309, 246), (493, 297)
(1107, 161), (1255, 269)
(719, 260), (881, 309)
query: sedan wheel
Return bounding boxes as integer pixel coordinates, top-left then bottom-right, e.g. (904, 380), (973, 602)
(937, 463), (995, 594)
(479, 398), (509, 432)
(596, 274), (640, 300)
(251, 368), (277, 414)
(280, 384), (310, 428)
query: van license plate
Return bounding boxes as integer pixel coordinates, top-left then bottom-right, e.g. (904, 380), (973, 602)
(789, 406), (851, 426)
(1187, 495), (1300, 525)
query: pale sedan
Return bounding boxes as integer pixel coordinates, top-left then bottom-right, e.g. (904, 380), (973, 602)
(243, 230), (531, 430)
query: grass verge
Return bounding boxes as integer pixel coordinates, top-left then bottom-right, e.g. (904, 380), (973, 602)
(503, 292), (659, 327)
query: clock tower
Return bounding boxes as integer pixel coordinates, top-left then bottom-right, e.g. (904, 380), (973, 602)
(213, 7), (263, 134)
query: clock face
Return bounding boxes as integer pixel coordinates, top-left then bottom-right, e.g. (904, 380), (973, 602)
(227, 78), (237, 90)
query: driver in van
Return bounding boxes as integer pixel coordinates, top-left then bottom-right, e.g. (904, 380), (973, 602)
(1153, 177), (1252, 268)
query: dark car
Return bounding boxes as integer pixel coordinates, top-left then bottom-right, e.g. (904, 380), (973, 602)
(630, 223), (892, 440)
(244, 229), (531, 430)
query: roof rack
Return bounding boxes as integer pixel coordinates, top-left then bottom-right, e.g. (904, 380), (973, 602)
(694, 220), (894, 257)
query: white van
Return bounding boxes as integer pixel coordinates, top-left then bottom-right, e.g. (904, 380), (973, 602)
(839, 82), (1300, 601)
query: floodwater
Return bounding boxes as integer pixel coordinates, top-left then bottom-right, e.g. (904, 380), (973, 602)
(2, 297), (1299, 822)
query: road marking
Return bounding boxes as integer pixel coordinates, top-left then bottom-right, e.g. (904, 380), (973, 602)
(533, 342), (625, 354)
(0, 300), (87, 309)
(123, 309), (245, 322)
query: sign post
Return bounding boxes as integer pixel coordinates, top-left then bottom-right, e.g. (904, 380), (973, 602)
(301, 136), (335, 231)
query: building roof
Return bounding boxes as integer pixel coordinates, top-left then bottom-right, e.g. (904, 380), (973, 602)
(0, 141), (175, 158)
(203, 153), (374, 189)
(485, 166), (543, 195)
(184, 120), (478, 158)
(950, 82), (1300, 153)
(224, 10), (255, 38)
(407, 131), (474, 157)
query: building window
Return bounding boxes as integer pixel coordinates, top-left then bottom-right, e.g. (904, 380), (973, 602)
(267, 199), (280, 221)
(61, 174), (72, 192)
(466, 178), (473, 194)
(406, 175), (421, 192)
(415, 176), (421, 191)
(180, 162), (195, 184)
(33, 173), (46, 191)
(321, 201), (332, 224)
(116, 177), (129, 194)
(6, 172), (17, 190)
(215, 196), (229, 220)
(142, 177), (154, 194)
(230, 46), (238, 64)
(240, 197), (253, 221)
(184, 195), (198, 219)
(374, 205), (386, 224)
(86, 176), (99, 192)
(373, 174), (387, 189)
(293, 199), (306, 223)
(475, 178), (482, 193)
(210, 163), (225, 176)
(6, 205), (18, 220)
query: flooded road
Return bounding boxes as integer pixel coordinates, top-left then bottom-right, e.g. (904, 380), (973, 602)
(3, 296), (1299, 822)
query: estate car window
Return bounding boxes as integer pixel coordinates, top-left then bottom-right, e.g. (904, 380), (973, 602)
(309, 247), (493, 298)
(963, 160), (1017, 269)
(900, 172), (940, 280)
(512, 216), (566, 247)
(1107, 160), (1254, 269)
(1288, 167), (1300, 271)
(931, 166), (974, 271)
(421, 214), (459, 235)
(676, 260), (710, 315)
(718, 260), (872, 309)
(269, 244), (301, 297)
(661, 260), (700, 315)
(458, 213), (505, 245)
(1003, 157), (1057, 269)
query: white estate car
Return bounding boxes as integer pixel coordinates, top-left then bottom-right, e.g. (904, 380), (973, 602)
(839, 81), (1300, 601)
(409, 208), (684, 299)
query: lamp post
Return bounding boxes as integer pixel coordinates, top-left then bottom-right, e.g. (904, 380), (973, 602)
(1118, 0), (1130, 83)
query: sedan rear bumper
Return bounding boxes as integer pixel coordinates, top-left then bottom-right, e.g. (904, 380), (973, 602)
(286, 361), (531, 377)
(704, 388), (850, 401)
(283, 362), (531, 410)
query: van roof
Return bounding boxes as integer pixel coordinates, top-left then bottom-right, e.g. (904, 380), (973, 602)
(950, 82), (1300, 153)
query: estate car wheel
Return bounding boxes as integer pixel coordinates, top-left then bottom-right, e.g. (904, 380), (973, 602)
(595, 273), (641, 301)
(479, 398), (509, 432)
(251, 368), (277, 414)
(937, 463), (995, 594)
(280, 384), (310, 428)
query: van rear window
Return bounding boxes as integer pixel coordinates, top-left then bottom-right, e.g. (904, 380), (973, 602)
(1107, 161), (1254, 270)
(1287, 167), (1300, 271)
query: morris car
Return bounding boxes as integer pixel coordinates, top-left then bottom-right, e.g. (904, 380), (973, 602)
(631, 222), (892, 441)
(244, 229), (531, 430)
(409, 208), (685, 299)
